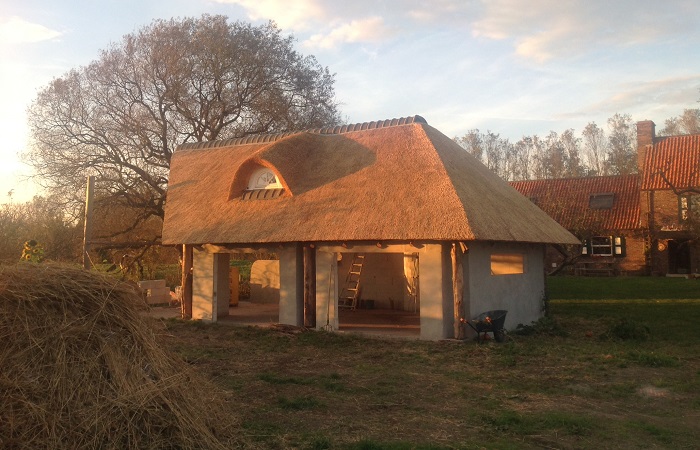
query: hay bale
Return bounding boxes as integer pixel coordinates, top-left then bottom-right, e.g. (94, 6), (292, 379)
(0, 263), (237, 449)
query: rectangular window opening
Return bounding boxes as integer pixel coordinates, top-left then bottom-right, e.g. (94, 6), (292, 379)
(590, 236), (613, 256)
(589, 193), (614, 209)
(679, 194), (700, 221)
(491, 253), (525, 275)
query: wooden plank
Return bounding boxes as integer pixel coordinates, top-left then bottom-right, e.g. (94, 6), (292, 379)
(181, 244), (193, 319)
(452, 243), (465, 339)
(303, 246), (316, 327)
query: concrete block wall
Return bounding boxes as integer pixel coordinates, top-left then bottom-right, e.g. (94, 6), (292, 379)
(250, 260), (280, 304)
(138, 279), (170, 305)
(465, 242), (545, 330)
(345, 252), (406, 310)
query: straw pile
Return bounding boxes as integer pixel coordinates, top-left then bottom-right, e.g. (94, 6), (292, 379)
(0, 263), (237, 449)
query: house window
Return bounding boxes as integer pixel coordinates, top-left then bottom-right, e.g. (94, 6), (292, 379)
(679, 194), (700, 221)
(590, 236), (612, 256)
(582, 236), (626, 257)
(490, 253), (525, 275)
(589, 193), (614, 209)
(248, 168), (283, 190)
(242, 168), (285, 200)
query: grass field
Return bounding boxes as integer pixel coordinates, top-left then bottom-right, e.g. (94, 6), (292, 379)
(158, 277), (700, 449)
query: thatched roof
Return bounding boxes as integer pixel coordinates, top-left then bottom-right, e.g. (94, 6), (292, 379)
(162, 116), (578, 246)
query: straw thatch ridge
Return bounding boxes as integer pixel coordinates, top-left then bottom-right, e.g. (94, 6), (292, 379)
(163, 119), (579, 246)
(177, 115), (427, 151)
(0, 263), (238, 449)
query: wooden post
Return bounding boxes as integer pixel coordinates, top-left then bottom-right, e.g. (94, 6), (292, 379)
(82, 175), (95, 270)
(452, 243), (464, 339)
(303, 245), (316, 327)
(181, 244), (193, 319)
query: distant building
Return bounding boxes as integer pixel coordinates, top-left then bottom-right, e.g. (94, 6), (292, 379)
(510, 120), (700, 276)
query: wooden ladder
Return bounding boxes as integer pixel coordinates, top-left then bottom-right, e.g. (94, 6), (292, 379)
(338, 254), (364, 309)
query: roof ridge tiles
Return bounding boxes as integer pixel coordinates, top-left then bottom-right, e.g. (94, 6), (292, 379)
(178, 115), (427, 151)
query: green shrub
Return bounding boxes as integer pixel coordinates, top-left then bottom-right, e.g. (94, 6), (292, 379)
(603, 318), (651, 341)
(514, 316), (569, 337)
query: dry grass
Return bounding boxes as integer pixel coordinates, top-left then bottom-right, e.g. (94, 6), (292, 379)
(159, 301), (700, 449)
(0, 263), (239, 450)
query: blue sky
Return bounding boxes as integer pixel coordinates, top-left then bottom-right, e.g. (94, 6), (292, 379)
(2, 0), (700, 203)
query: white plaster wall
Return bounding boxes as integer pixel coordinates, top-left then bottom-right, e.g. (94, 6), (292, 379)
(465, 242), (545, 329)
(342, 253), (405, 310)
(192, 250), (230, 321)
(278, 245), (303, 326)
(418, 243), (453, 340)
(250, 260), (280, 304)
(192, 249), (215, 321)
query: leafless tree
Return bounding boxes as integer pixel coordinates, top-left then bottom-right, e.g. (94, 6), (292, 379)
(24, 15), (340, 244)
(582, 122), (608, 176)
(606, 113), (637, 175)
(659, 108), (700, 136)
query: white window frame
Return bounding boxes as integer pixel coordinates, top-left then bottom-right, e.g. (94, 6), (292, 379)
(248, 168), (283, 190)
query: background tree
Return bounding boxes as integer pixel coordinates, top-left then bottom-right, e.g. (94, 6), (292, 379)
(0, 196), (80, 262)
(659, 108), (700, 135)
(606, 113), (637, 175)
(25, 15), (340, 247)
(582, 122), (608, 176)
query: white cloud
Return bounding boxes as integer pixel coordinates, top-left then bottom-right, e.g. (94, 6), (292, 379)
(0, 17), (61, 44)
(303, 16), (395, 49)
(216, 0), (475, 48)
(472, 0), (700, 62)
(215, 0), (326, 31)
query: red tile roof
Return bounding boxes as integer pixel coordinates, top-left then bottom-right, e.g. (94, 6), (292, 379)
(641, 134), (700, 190)
(510, 175), (641, 233)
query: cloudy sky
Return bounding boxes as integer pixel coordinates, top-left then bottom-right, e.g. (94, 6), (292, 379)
(2, 0), (700, 202)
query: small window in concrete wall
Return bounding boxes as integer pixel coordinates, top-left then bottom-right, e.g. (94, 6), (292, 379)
(490, 253), (525, 275)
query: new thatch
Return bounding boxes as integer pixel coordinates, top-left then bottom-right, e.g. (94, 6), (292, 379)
(162, 116), (578, 246)
(0, 263), (237, 450)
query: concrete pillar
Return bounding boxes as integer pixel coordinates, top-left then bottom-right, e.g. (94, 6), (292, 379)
(278, 244), (304, 326)
(419, 243), (453, 340)
(315, 250), (338, 331)
(192, 248), (229, 322)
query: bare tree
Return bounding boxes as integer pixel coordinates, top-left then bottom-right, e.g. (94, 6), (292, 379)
(0, 196), (80, 262)
(455, 129), (484, 161)
(582, 122), (608, 176)
(560, 129), (585, 177)
(25, 15), (340, 243)
(659, 109), (700, 136)
(606, 113), (637, 175)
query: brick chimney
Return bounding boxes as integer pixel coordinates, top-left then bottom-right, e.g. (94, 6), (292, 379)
(637, 120), (655, 175)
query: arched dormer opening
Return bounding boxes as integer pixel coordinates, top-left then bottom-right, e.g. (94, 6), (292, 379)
(230, 160), (287, 200)
(248, 167), (283, 190)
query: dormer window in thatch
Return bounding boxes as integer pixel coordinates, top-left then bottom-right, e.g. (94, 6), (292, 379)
(242, 167), (285, 200)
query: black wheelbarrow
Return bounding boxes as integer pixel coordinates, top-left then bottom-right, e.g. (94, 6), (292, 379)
(465, 310), (508, 342)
